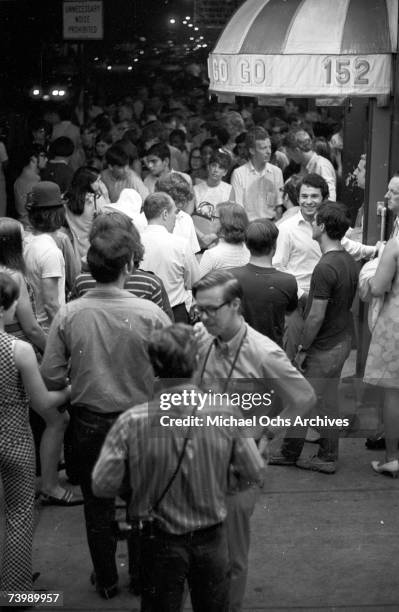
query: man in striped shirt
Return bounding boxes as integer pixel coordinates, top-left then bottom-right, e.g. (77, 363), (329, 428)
(93, 324), (264, 612)
(71, 211), (173, 320)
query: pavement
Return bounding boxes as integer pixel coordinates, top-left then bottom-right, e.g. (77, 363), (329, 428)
(2, 353), (399, 611)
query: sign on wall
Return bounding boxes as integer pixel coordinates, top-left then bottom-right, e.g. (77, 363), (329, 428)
(63, 0), (103, 40)
(208, 54), (392, 97)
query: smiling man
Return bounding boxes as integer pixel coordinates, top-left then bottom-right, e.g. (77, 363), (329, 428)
(231, 126), (283, 221)
(270, 201), (358, 474)
(273, 173), (378, 359)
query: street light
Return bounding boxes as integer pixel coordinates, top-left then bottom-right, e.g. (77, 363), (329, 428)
(169, 18), (176, 24)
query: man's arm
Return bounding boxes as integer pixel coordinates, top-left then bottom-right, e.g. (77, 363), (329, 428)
(298, 298), (328, 349)
(230, 168), (244, 206)
(40, 308), (69, 390)
(341, 235), (377, 261)
(183, 245), (201, 289)
(272, 225), (291, 273)
(92, 415), (129, 498)
(231, 436), (265, 485)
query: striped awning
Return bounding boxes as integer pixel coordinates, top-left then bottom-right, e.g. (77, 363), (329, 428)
(208, 0), (398, 98)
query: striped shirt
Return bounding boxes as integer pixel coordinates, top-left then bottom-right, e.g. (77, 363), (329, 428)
(92, 384), (264, 534)
(72, 268), (173, 320)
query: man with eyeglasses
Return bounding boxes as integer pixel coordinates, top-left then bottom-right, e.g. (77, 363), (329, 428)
(192, 270), (315, 612)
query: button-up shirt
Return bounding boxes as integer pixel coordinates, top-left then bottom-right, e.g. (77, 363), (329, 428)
(197, 320), (316, 451)
(92, 383), (264, 534)
(231, 161), (283, 220)
(140, 225), (200, 307)
(305, 153), (337, 201)
(273, 210), (377, 296)
(41, 287), (170, 413)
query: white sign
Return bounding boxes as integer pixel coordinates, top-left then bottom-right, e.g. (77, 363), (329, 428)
(63, 1), (103, 40)
(208, 54), (392, 97)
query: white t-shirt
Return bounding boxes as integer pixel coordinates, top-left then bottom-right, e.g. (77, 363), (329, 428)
(193, 181), (232, 207)
(174, 210), (200, 254)
(24, 233), (65, 326)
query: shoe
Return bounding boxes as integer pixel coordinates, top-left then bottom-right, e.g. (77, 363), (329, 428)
(90, 572), (119, 599)
(268, 452), (297, 466)
(365, 435), (386, 450)
(296, 455), (336, 474)
(371, 459), (399, 478)
(305, 427), (320, 443)
(40, 488), (83, 506)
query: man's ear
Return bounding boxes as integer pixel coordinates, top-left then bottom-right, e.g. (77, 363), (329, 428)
(126, 258), (134, 274)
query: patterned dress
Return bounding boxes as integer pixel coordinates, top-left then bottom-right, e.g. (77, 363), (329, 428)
(0, 331), (35, 591)
(364, 237), (399, 388)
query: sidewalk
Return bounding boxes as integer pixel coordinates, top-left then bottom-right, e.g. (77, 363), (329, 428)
(2, 352), (399, 610)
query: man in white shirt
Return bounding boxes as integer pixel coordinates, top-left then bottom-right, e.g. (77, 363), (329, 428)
(231, 126), (283, 221)
(154, 172), (200, 255)
(144, 143), (192, 194)
(141, 192), (200, 322)
(273, 173), (378, 358)
(283, 129), (337, 200)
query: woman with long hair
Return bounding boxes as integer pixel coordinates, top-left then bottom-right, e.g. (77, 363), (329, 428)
(0, 272), (70, 593)
(0, 217), (79, 505)
(0, 217), (46, 352)
(64, 166), (108, 260)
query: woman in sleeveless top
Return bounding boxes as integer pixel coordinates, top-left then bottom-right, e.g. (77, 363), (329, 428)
(364, 179), (399, 478)
(0, 272), (70, 592)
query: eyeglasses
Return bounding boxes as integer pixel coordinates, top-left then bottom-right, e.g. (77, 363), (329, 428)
(194, 300), (230, 317)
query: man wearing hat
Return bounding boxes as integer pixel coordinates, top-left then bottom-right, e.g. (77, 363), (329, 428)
(24, 181), (66, 330)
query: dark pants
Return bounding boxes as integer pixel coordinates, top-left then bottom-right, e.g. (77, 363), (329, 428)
(281, 336), (352, 462)
(73, 407), (136, 589)
(140, 522), (230, 612)
(172, 303), (189, 323)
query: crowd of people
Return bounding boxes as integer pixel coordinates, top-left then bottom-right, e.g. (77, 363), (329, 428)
(0, 80), (399, 612)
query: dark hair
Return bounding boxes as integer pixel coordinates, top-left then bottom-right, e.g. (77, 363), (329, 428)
(217, 202), (249, 244)
(95, 131), (113, 147)
(189, 147), (203, 169)
(105, 145), (129, 167)
(49, 136), (74, 158)
(0, 218), (25, 272)
(282, 174), (301, 207)
(314, 137), (332, 163)
(155, 173), (192, 209)
(200, 138), (218, 153)
(143, 192), (174, 221)
(28, 206), (65, 233)
(148, 324), (197, 378)
(245, 219), (279, 256)
(246, 126), (270, 150)
(87, 228), (135, 282)
(283, 129), (313, 152)
(315, 200), (351, 240)
(299, 173), (329, 201)
(169, 129), (186, 144)
(0, 271), (19, 310)
(146, 142), (170, 162)
(66, 167), (99, 215)
(19, 145), (47, 171)
(90, 211), (144, 266)
(208, 151), (231, 171)
(214, 127), (230, 146)
(192, 269), (243, 302)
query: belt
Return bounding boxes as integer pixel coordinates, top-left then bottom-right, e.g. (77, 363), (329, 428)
(140, 520), (223, 540)
(75, 404), (123, 420)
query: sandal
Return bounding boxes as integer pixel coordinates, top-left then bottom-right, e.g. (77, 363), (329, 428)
(40, 488), (83, 506)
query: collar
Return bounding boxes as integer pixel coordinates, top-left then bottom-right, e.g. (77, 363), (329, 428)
(49, 159), (68, 165)
(305, 152), (318, 170)
(247, 161), (271, 175)
(145, 224), (169, 234)
(292, 209), (310, 226)
(214, 318), (246, 357)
